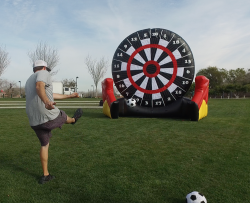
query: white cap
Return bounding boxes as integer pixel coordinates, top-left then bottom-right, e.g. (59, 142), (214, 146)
(33, 60), (47, 68)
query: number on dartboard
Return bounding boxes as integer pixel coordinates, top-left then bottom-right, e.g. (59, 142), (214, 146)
(144, 33), (148, 37)
(185, 60), (191, 64)
(119, 84), (125, 88)
(182, 48), (186, 53)
(131, 37), (137, 41)
(145, 101), (149, 105)
(175, 90), (182, 95)
(163, 34), (167, 39)
(152, 32), (158, 36)
(124, 45), (128, 49)
(114, 64), (120, 68)
(173, 40), (179, 44)
(136, 98), (140, 102)
(126, 92), (129, 96)
(117, 53), (123, 57)
(167, 97), (171, 101)
(155, 101), (162, 105)
(116, 75), (120, 79)
(182, 81), (189, 85)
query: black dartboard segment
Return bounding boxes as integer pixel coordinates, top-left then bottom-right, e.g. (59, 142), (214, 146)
(112, 28), (195, 108)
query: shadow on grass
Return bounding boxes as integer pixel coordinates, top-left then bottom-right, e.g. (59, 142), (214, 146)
(170, 198), (185, 203)
(0, 157), (40, 180)
(79, 107), (193, 122)
(82, 110), (106, 119)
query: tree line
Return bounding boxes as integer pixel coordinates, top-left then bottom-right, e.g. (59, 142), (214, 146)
(0, 43), (108, 98)
(195, 66), (250, 98)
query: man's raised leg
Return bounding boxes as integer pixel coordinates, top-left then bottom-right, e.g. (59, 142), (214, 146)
(65, 116), (75, 124)
(65, 109), (83, 124)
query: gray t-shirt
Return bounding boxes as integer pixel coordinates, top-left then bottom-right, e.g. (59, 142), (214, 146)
(25, 70), (60, 126)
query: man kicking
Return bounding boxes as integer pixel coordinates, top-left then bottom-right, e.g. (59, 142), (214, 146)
(25, 60), (83, 184)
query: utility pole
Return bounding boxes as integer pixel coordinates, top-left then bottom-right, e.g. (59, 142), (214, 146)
(76, 76), (79, 92)
(18, 81), (21, 98)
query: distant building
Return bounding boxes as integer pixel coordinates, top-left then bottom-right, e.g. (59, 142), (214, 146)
(0, 90), (6, 97)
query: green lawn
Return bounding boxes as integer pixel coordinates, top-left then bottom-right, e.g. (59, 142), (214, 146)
(0, 99), (249, 203)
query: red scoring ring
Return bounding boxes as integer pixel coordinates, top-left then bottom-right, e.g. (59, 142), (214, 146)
(127, 44), (178, 94)
(143, 60), (161, 78)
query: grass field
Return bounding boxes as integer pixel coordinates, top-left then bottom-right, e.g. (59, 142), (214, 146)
(0, 98), (101, 108)
(0, 99), (249, 203)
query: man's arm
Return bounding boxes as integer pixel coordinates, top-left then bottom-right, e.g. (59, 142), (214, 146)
(53, 92), (79, 100)
(36, 81), (56, 110)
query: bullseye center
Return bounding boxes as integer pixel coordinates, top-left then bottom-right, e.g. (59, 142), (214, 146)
(143, 61), (160, 78)
(146, 64), (157, 74)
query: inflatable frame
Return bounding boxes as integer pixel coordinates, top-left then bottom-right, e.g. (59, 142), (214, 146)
(102, 75), (209, 121)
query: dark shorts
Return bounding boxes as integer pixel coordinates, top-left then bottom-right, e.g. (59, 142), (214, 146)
(31, 110), (67, 146)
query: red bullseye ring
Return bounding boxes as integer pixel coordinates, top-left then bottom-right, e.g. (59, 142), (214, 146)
(143, 60), (160, 78)
(127, 44), (178, 94)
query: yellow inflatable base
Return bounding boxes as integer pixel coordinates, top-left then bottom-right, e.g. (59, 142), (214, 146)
(199, 100), (208, 120)
(103, 100), (112, 118)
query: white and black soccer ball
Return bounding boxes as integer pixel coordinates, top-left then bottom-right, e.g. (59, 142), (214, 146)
(186, 191), (207, 203)
(126, 98), (137, 107)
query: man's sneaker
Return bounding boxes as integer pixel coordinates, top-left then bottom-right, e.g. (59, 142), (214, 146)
(72, 108), (83, 125)
(39, 174), (55, 184)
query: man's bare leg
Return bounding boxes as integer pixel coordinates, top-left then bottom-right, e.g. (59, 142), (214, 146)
(40, 143), (50, 176)
(65, 116), (75, 124)
(66, 109), (83, 125)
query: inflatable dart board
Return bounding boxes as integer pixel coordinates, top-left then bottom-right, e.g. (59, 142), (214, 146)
(102, 28), (209, 121)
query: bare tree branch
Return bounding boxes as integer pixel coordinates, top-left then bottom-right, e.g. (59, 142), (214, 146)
(85, 55), (109, 97)
(62, 78), (76, 87)
(27, 42), (59, 76)
(0, 79), (21, 97)
(0, 45), (10, 78)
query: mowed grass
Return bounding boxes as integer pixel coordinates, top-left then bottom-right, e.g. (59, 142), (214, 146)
(0, 99), (249, 203)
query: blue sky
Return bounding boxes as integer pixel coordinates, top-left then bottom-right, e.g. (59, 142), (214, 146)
(1, 0), (249, 92)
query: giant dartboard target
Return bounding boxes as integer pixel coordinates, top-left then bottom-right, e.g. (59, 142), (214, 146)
(112, 28), (195, 108)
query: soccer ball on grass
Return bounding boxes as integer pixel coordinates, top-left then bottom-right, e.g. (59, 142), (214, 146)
(186, 191), (207, 203)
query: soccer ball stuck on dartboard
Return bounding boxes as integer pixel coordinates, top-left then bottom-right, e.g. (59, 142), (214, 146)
(126, 98), (137, 107)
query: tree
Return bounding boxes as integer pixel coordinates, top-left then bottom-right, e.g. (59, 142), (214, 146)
(244, 84), (250, 92)
(85, 55), (109, 97)
(0, 79), (21, 97)
(196, 66), (227, 89)
(226, 68), (247, 85)
(245, 69), (250, 84)
(28, 42), (59, 76)
(62, 78), (76, 87)
(196, 66), (250, 98)
(0, 45), (10, 78)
